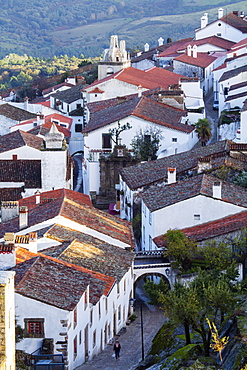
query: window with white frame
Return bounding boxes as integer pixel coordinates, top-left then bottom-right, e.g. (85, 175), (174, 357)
(149, 211), (152, 225)
(194, 214), (200, 220)
(149, 235), (152, 250)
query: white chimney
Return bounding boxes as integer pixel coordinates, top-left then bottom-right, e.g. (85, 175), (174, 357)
(28, 232), (38, 253)
(138, 85), (143, 97)
(1, 201), (19, 223)
(201, 13), (208, 28)
(167, 167), (176, 184)
(158, 37), (164, 46)
(218, 8), (224, 19)
(213, 181), (222, 199)
(192, 45), (198, 58)
(35, 190), (41, 204)
(0, 241), (16, 269)
(19, 206), (28, 230)
(187, 45), (192, 57)
(144, 43), (149, 52)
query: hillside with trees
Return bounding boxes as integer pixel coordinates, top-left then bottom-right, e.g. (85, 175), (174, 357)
(0, 0), (244, 58)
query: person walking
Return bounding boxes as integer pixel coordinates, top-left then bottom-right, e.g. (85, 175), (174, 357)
(113, 339), (121, 360)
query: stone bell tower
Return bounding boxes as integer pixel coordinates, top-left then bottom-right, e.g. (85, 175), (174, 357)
(98, 35), (131, 80)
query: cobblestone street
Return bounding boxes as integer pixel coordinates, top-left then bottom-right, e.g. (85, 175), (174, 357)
(77, 300), (165, 370)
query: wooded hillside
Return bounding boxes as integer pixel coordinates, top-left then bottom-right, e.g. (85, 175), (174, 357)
(0, 0), (243, 58)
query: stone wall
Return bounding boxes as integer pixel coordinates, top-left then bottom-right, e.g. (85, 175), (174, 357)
(99, 145), (139, 198)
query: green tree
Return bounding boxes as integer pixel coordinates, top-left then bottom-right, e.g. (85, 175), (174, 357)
(108, 120), (132, 145)
(200, 241), (232, 271)
(130, 126), (163, 161)
(193, 118), (212, 146)
(162, 229), (197, 271)
(233, 171), (247, 188)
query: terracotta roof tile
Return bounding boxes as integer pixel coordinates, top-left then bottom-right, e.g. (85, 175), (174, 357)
(83, 67), (184, 92)
(177, 36), (234, 52)
(0, 189), (134, 247)
(142, 173), (247, 212)
(11, 253), (115, 309)
(84, 95), (192, 134)
(0, 104), (36, 121)
(120, 140), (233, 190)
(0, 130), (42, 153)
(220, 12), (247, 33)
(0, 160), (41, 188)
(42, 224), (135, 282)
(174, 52), (217, 68)
(181, 210), (247, 242)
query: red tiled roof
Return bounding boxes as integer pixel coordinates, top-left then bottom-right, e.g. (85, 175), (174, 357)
(181, 211), (247, 242)
(84, 95), (192, 134)
(84, 67), (184, 91)
(0, 188), (134, 246)
(174, 52), (217, 68)
(0, 104), (37, 121)
(42, 224), (135, 282)
(0, 130), (42, 153)
(213, 62), (226, 72)
(220, 13), (247, 33)
(157, 38), (194, 58)
(0, 160), (41, 188)
(230, 37), (247, 51)
(89, 87), (104, 94)
(12, 253), (115, 309)
(177, 36), (234, 52)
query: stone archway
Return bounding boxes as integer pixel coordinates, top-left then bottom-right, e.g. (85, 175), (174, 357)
(134, 272), (171, 300)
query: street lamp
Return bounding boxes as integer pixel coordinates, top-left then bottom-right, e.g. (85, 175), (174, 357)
(129, 298), (144, 361)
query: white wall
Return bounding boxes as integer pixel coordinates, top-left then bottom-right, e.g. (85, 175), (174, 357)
(83, 116), (196, 194)
(141, 194), (246, 250)
(16, 293), (69, 356)
(0, 146), (41, 160)
(0, 271), (15, 370)
(0, 116), (18, 135)
(41, 150), (67, 191)
(195, 21), (244, 43)
(83, 79), (143, 104)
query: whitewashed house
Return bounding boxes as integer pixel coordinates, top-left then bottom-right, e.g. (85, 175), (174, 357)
(195, 9), (247, 43)
(119, 140), (247, 223)
(0, 270), (15, 370)
(0, 188), (135, 368)
(82, 94), (197, 196)
(0, 103), (37, 135)
(173, 46), (221, 94)
(0, 125), (72, 199)
(141, 173), (247, 251)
